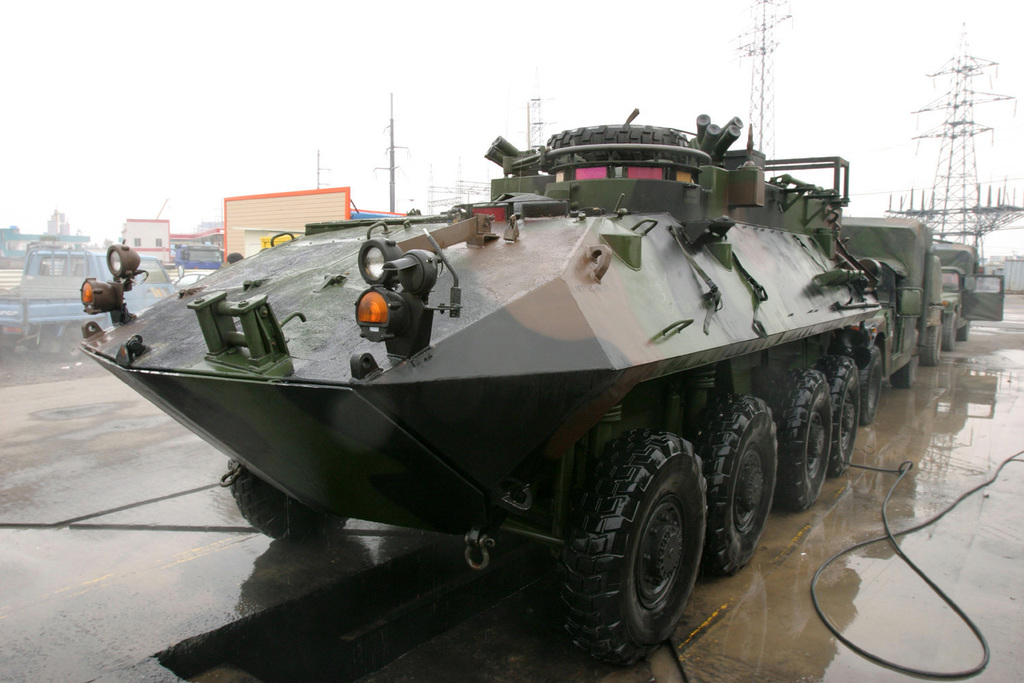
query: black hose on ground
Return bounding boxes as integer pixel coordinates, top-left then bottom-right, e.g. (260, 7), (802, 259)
(811, 450), (1024, 678)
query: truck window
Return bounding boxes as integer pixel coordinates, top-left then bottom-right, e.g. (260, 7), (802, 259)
(39, 253), (69, 276)
(941, 272), (960, 291)
(70, 255), (86, 277)
(140, 258), (170, 284)
(974, 276), (1002, 294)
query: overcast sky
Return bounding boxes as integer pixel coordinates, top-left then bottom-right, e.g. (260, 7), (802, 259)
(1, 0), (1021, 255)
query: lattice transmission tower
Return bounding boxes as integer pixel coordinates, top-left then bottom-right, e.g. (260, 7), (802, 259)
(887, 27), (1021, 249)
(738, 0), (790, 159)
(527, 97), (546, 149)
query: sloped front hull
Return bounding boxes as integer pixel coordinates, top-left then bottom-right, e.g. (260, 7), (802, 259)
(92, 352), (490, 533)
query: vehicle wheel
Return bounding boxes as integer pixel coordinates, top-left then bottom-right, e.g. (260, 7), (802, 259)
(771, 369), (831, 511)
(890, 356), (917, 389)
(229, 462), (326, 540)
(695, 395), (777, 575)
(919, 324), (941, 366)
(858, 345), (883, 425)
(956, 320), (971, 342)
(561, 429), (705, 664)
(942, 313), (957, 351)
(814, 356), (860, 477)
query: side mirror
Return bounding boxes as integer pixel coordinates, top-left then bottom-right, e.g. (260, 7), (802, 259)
(897, 287), (923, 317)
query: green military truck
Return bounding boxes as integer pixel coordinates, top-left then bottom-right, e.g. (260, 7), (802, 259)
(841, 217), (945, 390)
(933, 240), (1005, 349)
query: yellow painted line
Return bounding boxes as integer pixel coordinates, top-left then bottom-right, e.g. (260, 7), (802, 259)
(0, 537), (250, 620)
(679, 602), (730, 649)
(0, 573), (116, 620)
(155, 537), (246, 570)
(679, 521), (817, 651)
(771, 523), (813, 564)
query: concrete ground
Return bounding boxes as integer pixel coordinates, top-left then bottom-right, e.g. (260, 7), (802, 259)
(1, 297), (1022, 682)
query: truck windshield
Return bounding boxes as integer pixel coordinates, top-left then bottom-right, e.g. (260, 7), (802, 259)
(140, 258), (171, 284)
(941, 272), (960, 291)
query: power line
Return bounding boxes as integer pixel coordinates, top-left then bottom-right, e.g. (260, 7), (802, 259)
(886, 26), (1021, 251)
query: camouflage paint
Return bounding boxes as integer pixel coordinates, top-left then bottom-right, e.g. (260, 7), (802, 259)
(81, 119), (880, 535)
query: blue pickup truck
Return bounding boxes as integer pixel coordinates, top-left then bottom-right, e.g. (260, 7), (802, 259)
(0, 244), (175, 355)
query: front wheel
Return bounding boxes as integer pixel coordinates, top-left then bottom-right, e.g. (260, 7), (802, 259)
(919, 324), (941, 366)
(858, 345), (883, 425)
(942, 313), (957, 351)
(561, 429), (705, 664)
(228, 462), (328, 540)
(956, 319), (971, 342)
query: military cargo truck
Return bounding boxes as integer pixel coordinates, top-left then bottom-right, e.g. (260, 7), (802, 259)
(841, 217), (948, 391)
(80, 114), (881, 663)
(933, 240), (1005, 349)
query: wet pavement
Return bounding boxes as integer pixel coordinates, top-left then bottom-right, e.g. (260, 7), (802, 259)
(1, 297), (1022, 682)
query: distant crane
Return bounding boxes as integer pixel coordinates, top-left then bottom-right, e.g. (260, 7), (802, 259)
(155, 198), (170, 220)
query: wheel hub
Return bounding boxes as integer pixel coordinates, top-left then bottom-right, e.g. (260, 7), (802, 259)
(808, 417), (826, 475)
(734, 449), (764, 532)
(840, 400), (856, 450)
(637, 497), (685, 609)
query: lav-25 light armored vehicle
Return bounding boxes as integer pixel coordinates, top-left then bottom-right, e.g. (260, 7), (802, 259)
(80, 113), (881, 663)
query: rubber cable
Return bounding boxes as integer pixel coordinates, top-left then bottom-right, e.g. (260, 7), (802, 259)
(811, 449), (1024, 679)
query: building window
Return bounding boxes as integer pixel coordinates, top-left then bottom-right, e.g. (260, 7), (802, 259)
(133, 238), (142, 247)
(155, 238), (162, 247)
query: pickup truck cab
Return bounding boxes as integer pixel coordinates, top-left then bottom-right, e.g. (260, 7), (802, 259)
(0, 244), (174, 355)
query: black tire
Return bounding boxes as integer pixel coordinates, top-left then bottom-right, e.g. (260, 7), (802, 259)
(956, 320), (971, 342)
(858, 345), (883, 426)
(771, 369), (832, 511)
(695, 395), (777, 575)
(942, 312), (957, 351)
(814, 356), (860, 477)
(547, 124), (687, 151)
(919, 324), (941, 366)
(561, 429), (705, 664)
(229, 463), (326, 540)
(890, 355), (917, 389)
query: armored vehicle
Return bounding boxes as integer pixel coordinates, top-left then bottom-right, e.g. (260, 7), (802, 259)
(80, 114), (880, 663)
(933, 240), (1005, 349)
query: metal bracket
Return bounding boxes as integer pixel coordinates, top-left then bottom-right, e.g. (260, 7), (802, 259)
(187, 291), (300, 377)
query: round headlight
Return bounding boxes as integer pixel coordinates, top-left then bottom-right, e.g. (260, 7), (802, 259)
(107, 244), (141, 278)
(358, 239), (403, 287)
(363, 246), (386, 281)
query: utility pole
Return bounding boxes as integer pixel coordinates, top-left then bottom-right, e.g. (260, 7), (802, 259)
(317, 150), (331, 189)
(375, 94), (404, 213)
(389, 94), (396, 212)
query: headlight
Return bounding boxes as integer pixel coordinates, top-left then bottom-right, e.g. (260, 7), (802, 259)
(107, 244), (141, 278)
(358, 239), (403, 287)
(81, 278), (124, 314)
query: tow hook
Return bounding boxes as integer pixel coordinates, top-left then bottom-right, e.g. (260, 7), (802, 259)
(220, 460), (244, 487)
(464, 527), (495, 570)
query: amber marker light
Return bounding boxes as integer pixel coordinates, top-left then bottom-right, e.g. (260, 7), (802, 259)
(357, 290), (390, 325)
(81, 280), (95, 305)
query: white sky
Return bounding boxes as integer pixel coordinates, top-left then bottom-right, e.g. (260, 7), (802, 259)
(1, 0), (1021, 256)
